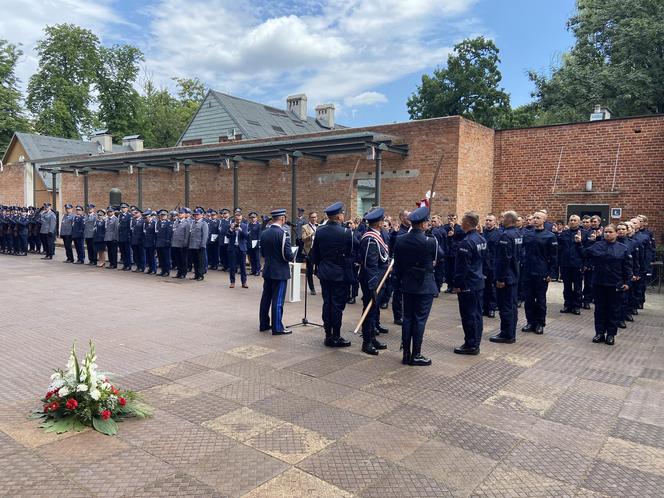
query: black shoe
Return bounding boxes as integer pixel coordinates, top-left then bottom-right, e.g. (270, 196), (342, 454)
(582, 303), (591, 310)
(362, 343), (379, 355)
(333, 336), (352, 347)
(146, 270), (153, 274)
(272, 329), (292, 335)
(534, 325), (544, 335)
(489, 334), (515, 344)
(617, 321), (626, 329)
(379, 303), (388, 309)
(522, 323), (535, 332)
(487, 310), (496, 318)
(409, 354), (432, 366)
(625, 315), (634, 322)
(605, 335), (615, 345)
(376, 324), (388, 334)
(310, 289), (316, 296)
(445, 288), (454, 294)
(324, 337), (336, 347)
(74, 261), (84, 264)
(172, 274), (180, 278)
(162, 272), (169, 277)
(41, 256), (49, 260)
(632, 309), (638, 315)
(259, 327), (271, 332)
(592, 334), (605, 343)
(560, 308), (573, 314)
(371, 339), (387, 350)
(346, 297), (356, 304)
(211, 266), (218, 270)
(402, 353), (411, 365)
(123, 267), (131, 271)
(638, 304), (644, 310)
(178, 275), (186, 279)
(517, 301), (523, 308)
(394, 318), (403, 326)
(196, 276), (204, 281)
(572, 308), (581, 315)
(454, 345), (480, 355)
(434, 292), (439, 298)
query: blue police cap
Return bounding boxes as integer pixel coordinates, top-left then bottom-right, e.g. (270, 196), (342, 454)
(119, 203), (128, 208)
(209, 209), (218, 214)
(324, 201), (344, 216)
(408, 206), (430, 224)
(96, 209), (106, 215)
(194, 207), (204, 215)
(365, 207), (385, 223)
(64, 203), (73, 209)
(158, 209), (168, 215)
(87, 203), (95, 209)
(107, 206), (115, 212)
(270, 208), (287, 218)
(180, 207), (192, 214)
(249, 211), (258, 217)
(234, 208), (242, 214)
(75, 205), (83, 210)
(220, 208), (229, 214)
(169, 210), (178, 216)
(143, 209), (153, 216)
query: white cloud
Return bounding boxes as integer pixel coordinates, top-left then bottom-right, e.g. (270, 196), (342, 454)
(344, 91), (388, 107)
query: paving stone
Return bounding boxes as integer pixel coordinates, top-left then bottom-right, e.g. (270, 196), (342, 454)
(524, 419), (608, 457)
(597, 436), (664, 475)
(331, 390), (402, 418)
(379, 404), (453, 437)
(610, 417), (664, 449)
(358, 464), (457, 497)
(289, 351), (366, 377)
(148, 361), (210, 380)
(362, 377), (428, 402)
(226, 344), (275, 359)
(292, 405), (373, 439)
(399, 439), (498, 492)
(0, 429), (23, 457)
(17, 477), (94, 498)
(320, 365), (385, 388)
(117, 409), (198, 447)
(505, 440), (594, 484)
(130, 472), (223, 497)
(243, 467), (353, 498)
(484, 389), (555, 416)
(341, 420), (428, 461)
(619, 401), (664, 427)
(245, 421), (334, 464)
(433, 417), (523, 460)
(140, 382), (203, 408)
(249, 391), (327, 421)
(472, 463), (577, 497)
(543, 389), (623, 434)
(213, 379), (279, 404)
(188, 351), (243, 370)
(573, 378), (630, 400)
(141, 425), (237, 467)
(174, 369), (239, 392)
(297, 442), (396, 493)
(283, 377), (355, 403)
(116, 369), (169, 391)
(582, 459), (664, 497)
(203, 406), (285, 442)
(462, 403), (540, 439)
(0, 448), (68, 496)
(162, 390), (240, 424)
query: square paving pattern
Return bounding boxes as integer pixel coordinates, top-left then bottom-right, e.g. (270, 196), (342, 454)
(1, 255), (663, 496)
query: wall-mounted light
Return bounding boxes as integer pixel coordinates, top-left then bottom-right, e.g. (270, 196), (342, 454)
(129, 164), (134, 175)
(174, 161), (180, 173)
(585, 180), (593, 192)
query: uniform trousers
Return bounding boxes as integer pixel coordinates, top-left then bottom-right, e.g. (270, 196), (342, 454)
(319, 279), (348, 334)
(119, 240), (131, 268)
(190, 248), (206, 278)
(86, 238), (97, 264)
(560, 266), (583, 309)
(259, 278), (287, 332)
(593, 285), (623, 337)
(144, 246), (157, 273)
(402, 293), (434, 356)
(483, 269), (497, 312)
(173, 247), (188, 276)
(496, 283), (518, 340)
(517, 264), (527, 302)
(131, 244), (145, 271)
(219, 244), (229, 269)
(62, 235), (74, 261)
(305, 255), (316, 292)
(360, 280), (378, 344)
(458, 290), (484, 348)
(207, 241), (219, 268)
(228, 246), (247, 284)
(106, 242), (118, 267)
(632, 272), (648, 307)
(524, 275), (549, 327)
(391, 274), (403, 321)
(41, 233), (55, 256)
(73, 238), (85, 262)
(434, 260), (445, 292)
(445, 257), (455, 289)
(157, 246), (171, 273)
(248, 245), (261, 274)
(18, 233), (28, 253)
(582, 268), (594, 304)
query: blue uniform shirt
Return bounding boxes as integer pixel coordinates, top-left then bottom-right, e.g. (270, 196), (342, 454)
(453, 229), (487, 291)
(584, 240), (633, 288)
(557, 228), (584, 268)
(260, 224), (294, 280)
(523, 228), (558, 278)
(394, 228), (440, 295)
(494, 226), (522, 285)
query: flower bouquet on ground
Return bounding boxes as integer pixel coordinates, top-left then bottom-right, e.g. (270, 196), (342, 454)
(31, 340), (152, 435)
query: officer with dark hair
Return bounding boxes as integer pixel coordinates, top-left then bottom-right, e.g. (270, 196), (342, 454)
(206, 209), (220, 270)
(16, 208), (29, 256)
(482, 213), (500, 317)
(453, 211), (487, 355)
(389, 210), (410, 324)
(189, 208), (209, 281)
(118, 203), (132, 270)
(443, 213), (464, 293)
(558, 214), (584, 315)
(104, 206), (119, 269)
(227, 208), (249, 288)
(130, 208), (145, 272)
(72, 206), (86, 264)
(310, 201), (354, 348)
(143, 209), (157, 274)
(60, 203), (75, 263)
(582, 215), (604, 308)
(39, 203), (56, 260)
(171, 208), (191, 279)
(155, 209), (172, 276)
(247, 211), (262, 275)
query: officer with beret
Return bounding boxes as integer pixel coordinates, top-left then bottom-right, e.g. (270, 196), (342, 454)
(118, 203), (132, 270)
(358, 207), (389, 355)
(490, 211), (523, 344)
(156, 209), (173, 277)
(72, 206), (86, 264)
(247, 211), (262, 275)
(188, 207), (209, 281)
(453, 211), (487, 355)
(309, 201), (353, 348)
(60, 203), (75, 263)
(130, 208), (145, 272)
(259, 208), (295, 335)
(393, 206), (440, 365)
(104, 206), (119, 269)
(84, 204), (97, 266)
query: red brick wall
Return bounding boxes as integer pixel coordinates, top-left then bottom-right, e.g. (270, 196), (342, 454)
(457, 119), (495, 217)
(493, 116), (664, 238)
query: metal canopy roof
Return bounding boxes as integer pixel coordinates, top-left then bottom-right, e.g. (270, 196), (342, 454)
(36, 131), (408, 173)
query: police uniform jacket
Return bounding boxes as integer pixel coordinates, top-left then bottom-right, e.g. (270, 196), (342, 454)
(188, 218), (209, 250)
(60, 213), (75, 236)
(634, 230), (654, 271)
(556, 228), (584, 268)
(118, 212), (132, 243)
(388, 224), (410, 256)
(260, 224), (294, 280)
(207, 218), (219, 243)
(309, 220), (354, 282)
(171, 218), (191, 248)
(84, 214), (97, 239)
(583, 240), (633, 288)
(218, 218), (231, 245)
(155, 220), (173, 248)
(618, 236), (640, 275)
(16, 216), (29, 235)
(227, 221), (249, 251)
(40, 211), (56, 234)
(130, 217), (145, 245)
(93, 219), (106, 242)
(483, 227), (501, 272)
(394, 228), (440, 295)
(72, 215), (86, 239)
(443, 223), (464, 256)
(248, 222), (262, 248)
(494, 226), (522, 285)
(143, 219), (157, 247)
(104, 215), (119, 242)
(359, 228), (390, 291)
(453, 229), (487, 291)
(522, 228), (558, 278)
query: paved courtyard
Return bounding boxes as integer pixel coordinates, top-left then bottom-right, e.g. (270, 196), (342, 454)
(0, 254), (663, 497)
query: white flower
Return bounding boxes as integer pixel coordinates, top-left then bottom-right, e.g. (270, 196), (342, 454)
(50, 372), (62, 380)
(51, 379), (65, 389)
(76, 384), (88, 392)
(59, 386), (70, 397)
(89, 389), (100, 401)
(101, 382), (112, 391)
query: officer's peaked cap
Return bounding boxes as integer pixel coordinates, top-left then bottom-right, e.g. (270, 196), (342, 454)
(324, 202), (344, 216)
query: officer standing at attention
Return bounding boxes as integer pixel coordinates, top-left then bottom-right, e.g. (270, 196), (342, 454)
(218, 208), (231, 271)
(227, 208), (249, 288)
(39, 203), (57, 260)
(490, 211), (522, 344)
(83, 204), (97, 266)
(171, 208), (191, 279)
(558, 214), (584, 315)
(72, 206), (86, 264)
(394, 206), (440, 365)
(389, 210), (410, 325)
(104, 206), (119, 269)
(310, 201), (353, 348)
(143, 210), (157, 274)
(453, 211), (487, 355)
(482, 213), (501, 318)
(582, 215), (604, 308)
(188, 208), (209, 281)
(259, 208), (295, 335)
(443, 213), (464, 293)
(15, 208), (29, 256)
(155, 209), (172, 276)
(521, 211), (558, 335)
(60, 204), (75, 263)
(93, 209), (107, 267)
(301, 211), (318, 295)
(118, 203), (132, 270)
(247, 211), (262, 275)
(130, 208), (145, 272)
(358, 208), (389, 356)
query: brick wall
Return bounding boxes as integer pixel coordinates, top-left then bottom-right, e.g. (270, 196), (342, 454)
(457, 119), (495, 217)
(493, 115), (664, 238)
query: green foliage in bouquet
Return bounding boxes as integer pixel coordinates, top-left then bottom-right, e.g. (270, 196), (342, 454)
(31, 340), (153, 435)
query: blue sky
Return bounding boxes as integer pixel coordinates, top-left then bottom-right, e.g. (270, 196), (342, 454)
(3, 0), (576, 127)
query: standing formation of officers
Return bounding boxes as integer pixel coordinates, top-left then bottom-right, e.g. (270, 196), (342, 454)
(0, 203), (56, 258)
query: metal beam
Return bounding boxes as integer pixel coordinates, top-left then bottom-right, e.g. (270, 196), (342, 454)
(51, 171), (57, 211)
(137, 164), (144, 210)
(184, 162), (190, 207)
(374, 148), (382, 206)
(282, 149), (326, 162)
(83, 173), (89, 208)
(375, 142), (409, 156)
(232, 155), (269, 166)
(291, 155), (298, 240)
(232, 160), (239, 211)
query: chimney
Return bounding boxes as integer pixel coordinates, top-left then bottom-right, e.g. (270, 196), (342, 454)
(122, 135), (144, 152)
(590, 104), (611, 121)
(315, 104), (335, 129)
(287, 94), (308, 121)
(92, 130), (113, 153)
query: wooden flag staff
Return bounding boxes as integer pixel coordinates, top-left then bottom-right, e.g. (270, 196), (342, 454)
(351, 258), (394, 335)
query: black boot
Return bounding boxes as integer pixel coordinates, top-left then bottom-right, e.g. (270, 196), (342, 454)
(592, 334), (605, 343)
(521, 323), (535, 332)
(617, 321), (626, 329)
(324, 328), (335, 347)
(376, 324), (388, 334)
(333, 329), (351, 348)
(362, 342), (379, 355)
(605, 335), (615, 345)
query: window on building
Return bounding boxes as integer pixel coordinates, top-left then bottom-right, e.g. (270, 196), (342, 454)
(182, 138), (202, 146)
(219, 136), (228, 142)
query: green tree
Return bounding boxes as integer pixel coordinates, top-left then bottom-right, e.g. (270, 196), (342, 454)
(27, 24), (100, 139)
(532, 0), (664, 121)
(407, 36), (510, 127)
(0, 40), (31, 153)
(96, 45), (144, 143)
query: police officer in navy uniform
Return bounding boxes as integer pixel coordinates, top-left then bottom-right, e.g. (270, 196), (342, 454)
(218, 208), (231, 271)
(15, 208), (29, 256)
(206, 209), (220, 270)
(130, 208), (145, 272)
(189, 208), (209, 281)
(143, 210), (157, 274)
(394, 206), (441, 365)
(443, 213), (464, 293)
(83, 204), (97, 265)
(171, 208), (191, 279)
(358, 208), (389, 355)
(155, 209), (172, 276)
(104, 206), (119, 269)
(453, 211), (487, 355)
(389, 210), (410, 325)
(490, 211), (522, 344)
(310, 201), (353, 348)
(247, 211), (262, 275)
(72, 206), (86, 264)
(521, 211), (558, 335)
(558, 214), (584, 314)
(118, 203), (132, 270)
(259, 209), (294, 335)
(60, 204), (75, 263)
(482, 213), (501, 317)
(227, 208), (249, 288)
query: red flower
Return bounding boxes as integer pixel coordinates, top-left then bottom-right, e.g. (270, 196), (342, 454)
(100, 409), (111, 421)
(43, 403), (51, 412)
(45, 391), (53, 400)
(65, 398), (78, 410)
(110, 386), (119, 395)
(118, 397), (126, 407)
(49, 401), (59, 412)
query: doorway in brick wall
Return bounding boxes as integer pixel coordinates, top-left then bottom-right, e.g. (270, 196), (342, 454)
(566, 204), (610, 225)
(356, 179), (375, 218)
